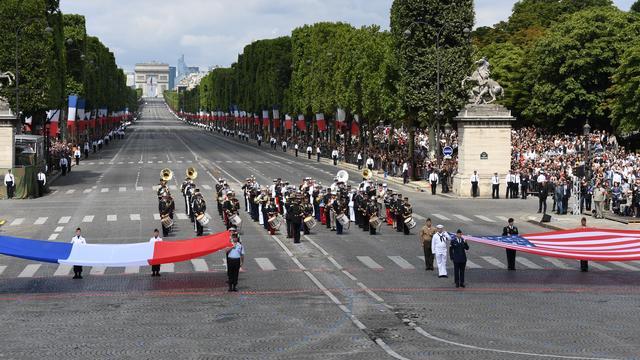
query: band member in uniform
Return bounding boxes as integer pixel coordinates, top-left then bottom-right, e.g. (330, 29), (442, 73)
(191, 190), (206, 236)
(226, 229), (244, 292)
(333, 195), (345, 235)
(182, 177), (192, 215)
(502, 218), (518, 270)
(149, 229), (162, 276)
(302, 197), (314, 235)
(450, 229), (469, 288)
(4, 169), (15, 199)
(290, 197), (303, 243)
(265, 198), (278, 235)
(71, 227), (86, 279)
(366, 196), (378, 235)
(324, 192), (333, 230)
(159, 195), (175, 236)
(395, 194), (404, 233)
(360, 195), (370, 232)
(419, 218), (436, 270)
(402, 197), (412, 235)
(285, 194), (294, 238)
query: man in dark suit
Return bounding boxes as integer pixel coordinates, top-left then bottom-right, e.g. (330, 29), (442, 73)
(561, 180), (571, 215)
(449, 229), (469, 288)
(538, 180), (549, 214)
(502, 218), (519, 270)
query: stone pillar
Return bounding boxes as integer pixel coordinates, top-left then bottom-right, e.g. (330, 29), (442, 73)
(0, 105), (16, 169)
(452, 104), (515, 198)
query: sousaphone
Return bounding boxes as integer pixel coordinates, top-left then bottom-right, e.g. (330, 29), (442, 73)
(160, 168), (173, 182)
(186, 167), (198, 180)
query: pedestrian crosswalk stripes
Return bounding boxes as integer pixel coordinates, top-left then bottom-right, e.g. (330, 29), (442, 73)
(191, 259), (209, 272)
(432, 214), (451, 221)
(255, 258), (276, 271)
(82, 215), (94, 223)
(466, 260), (482, 269)
(90, 266), (106, 275)
(48, 234), (59, 240)
(0, 265), (6, 276)
(119, 187), (127, 192)
(83, 189), (92, 194)
(53, 264), (72, 276)
(481, 256), (507, 269)
(590, 262), (612, 271)
(160, 263), (175, 273)
(66, 189), (75, 194)
(153, 213), (161, 220)
(515, 258), (543, 269)
(9, 218), (24, 226)
(58, 216), (71, 224)
(130, 214), (141, 221)
(542, 257), (572, 270)
(474, 215), (495, 223)
(387, 256), (414, 270)
(125, 266), (139, 274)
(101, 188), (109, 193)
(34, 217), (48, 225)
(136, 186), (143, 191)
(18, 264), (41, 278)
(54, 226), (63, 232)
(610, 261), (640, 271)
(357, 256), (383, 270)
(107, 215), (117, 222)
(454, 214), (473, 222)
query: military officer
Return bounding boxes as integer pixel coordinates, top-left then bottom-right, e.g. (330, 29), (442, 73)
(449, 229), (469, 288)
(431, 225), (450, 278)
(502, 218), (518, 270)
(419, 218), (436, 270)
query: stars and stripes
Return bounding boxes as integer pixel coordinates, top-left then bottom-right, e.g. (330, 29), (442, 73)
(466, 228), (640, 261)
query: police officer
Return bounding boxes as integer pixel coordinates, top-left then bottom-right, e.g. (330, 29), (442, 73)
(307, 145), (313, 159)
(37, 169), (46, 197)
(226, 230), (244, 292)
(149, 229), (162, 276)
(294, 143), (299, 157)
(502, 218), (518, 270)
(71, 227), (86, 279)
(450, 229), (469, 288)
(331, 149), (339, 165)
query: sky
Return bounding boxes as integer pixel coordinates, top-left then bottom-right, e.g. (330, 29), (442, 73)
(60, 0), (635, 72)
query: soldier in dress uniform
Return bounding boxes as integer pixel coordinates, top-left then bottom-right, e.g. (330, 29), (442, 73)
(285, 194), (294, 238)
(289, 196), (303, 244)
(502, 218), (518, 270)
(265, 198), (278, 235)
(70, 228), (86, 279)
(191, 190), (206, 236)
(366, 196), (378, 235)
(395, 194), (405, 233)
(401, 197), (412, 235)
(226, 230), (244, 292)
(302, 197), (314, 235)
(149, 229), (163, 276)
(450, 229), (469, 288)
(419, 218), (436, 270)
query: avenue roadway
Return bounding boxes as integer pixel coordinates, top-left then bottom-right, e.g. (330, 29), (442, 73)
(0, 98), (638, 360)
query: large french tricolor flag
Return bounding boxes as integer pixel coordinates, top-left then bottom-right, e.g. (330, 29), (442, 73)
(466, 228), (640, 261)
(316, 113), (326, 132)
(67, 95), (78, 123)
(0, 231), (232, 266)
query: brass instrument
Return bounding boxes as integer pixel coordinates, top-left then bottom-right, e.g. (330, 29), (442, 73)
(336, 170), (349, 183)
(186, 167), (198, 180)
(160, 168), (173, 181)
(362, 168), (372, 180)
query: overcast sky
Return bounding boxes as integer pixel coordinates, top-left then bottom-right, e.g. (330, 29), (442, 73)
(60, 0), (634, 71)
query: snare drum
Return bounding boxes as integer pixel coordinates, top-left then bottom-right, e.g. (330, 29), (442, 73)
(268, 215), (282, 229)
(336, 213), (350, 227)
(369, 216), (382, 230)
(304, 216), (317, 229)
(161, 214), (173, 228)
(230, 214), (242, 226)
(403, 216), (417, 229)
(196, 212), (211, 226)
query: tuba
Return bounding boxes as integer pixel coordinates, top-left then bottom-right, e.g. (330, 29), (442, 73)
(362, 168), (372, 180)
(186, 167), (198, 180)
(160, 168), (173, 181)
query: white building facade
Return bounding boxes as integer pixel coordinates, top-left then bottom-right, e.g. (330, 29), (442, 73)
(134, 62), (169, 98)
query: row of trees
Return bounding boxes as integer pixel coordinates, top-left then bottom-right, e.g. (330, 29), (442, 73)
(168, 0), (640, 142)
(0, 0), (138, 140)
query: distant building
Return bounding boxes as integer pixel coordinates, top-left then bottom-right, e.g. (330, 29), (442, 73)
(169, 66), (176, 91)
(134, 62), (169, 97)
(187, 66), (199, 74)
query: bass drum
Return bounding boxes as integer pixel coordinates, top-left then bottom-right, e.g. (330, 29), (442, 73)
(336, 213), (350, 227)
(304, 216), (317, 229)
(403, 216), (417, 230)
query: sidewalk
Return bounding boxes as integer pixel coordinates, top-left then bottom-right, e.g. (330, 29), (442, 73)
(526, 212), (640, 231)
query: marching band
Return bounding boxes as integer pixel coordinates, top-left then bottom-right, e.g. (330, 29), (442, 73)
(153, 165), (417, 241)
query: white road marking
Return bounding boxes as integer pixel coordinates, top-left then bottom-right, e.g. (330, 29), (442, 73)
(18, 264), (41, 278)
(53, 264), (72, 276)
(357, 256), (383, 270)
(83, 188), (92, 194)
(176, 213), (188, 220)
(516, 258), (543, 269)
(147, 161), (153, 164)
(153, 213), (161, 220)
(453, 214), (473, 222)
(255, 258), (276, 271)
(107, 215), (117, 222)
(191, 259), (209, 272)
(54, 226), (63, 232)
(496, 216), (510, 222)
(481, 256), (507, 269)
(466, 260), (482, 269)
(82, 215), (94, 223)
(475, 215), (495, 222)
(130, 214), (141, 221)
(387, 256), (415, 270)
(177, 160), (183, 163)
(90, 266), (106, 275)
(117, 162), (124, 165)
(119, 187), (126, 192)
(432, 213), (451, 221)
(124, 266), (139, 274)
(202, 184), (212, 190)
(48, 234), (59, 240)
(413, 214), (425, 221)
(610, 261), (640, 271)
(101, 188), (109, 193)
(160, 263), (174, 273)
(0, 266), (6, 275)
(541, 257), (572, 270)
(590, 262), (612, 271)
(58, 216), (71, 224)
(128, 162), (134, 164)
(9, 218), (24, 226)
(66, 189), (75, 194)
(136, 186), (143, 191)
(34, 217), (48, 225)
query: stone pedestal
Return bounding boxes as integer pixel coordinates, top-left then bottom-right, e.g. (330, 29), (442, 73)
(452, 104), (515, 198)
(0, 108), (16, 170)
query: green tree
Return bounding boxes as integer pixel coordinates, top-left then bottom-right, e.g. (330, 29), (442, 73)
(632, 1), (640, 13)
(609, 41), (640, 131)
(523, 6), (640, 129)
(391, 0), (474, 175)
(63, 14), (86, 97)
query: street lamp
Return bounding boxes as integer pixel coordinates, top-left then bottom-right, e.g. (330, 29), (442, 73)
(14, 19), (53, 131)
(404, 22), (470, 160)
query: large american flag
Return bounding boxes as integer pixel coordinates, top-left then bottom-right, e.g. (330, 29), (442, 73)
(465, 228), (640, 261)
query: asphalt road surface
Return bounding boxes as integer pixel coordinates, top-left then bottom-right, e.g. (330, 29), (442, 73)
(1, 98), (638, 360)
